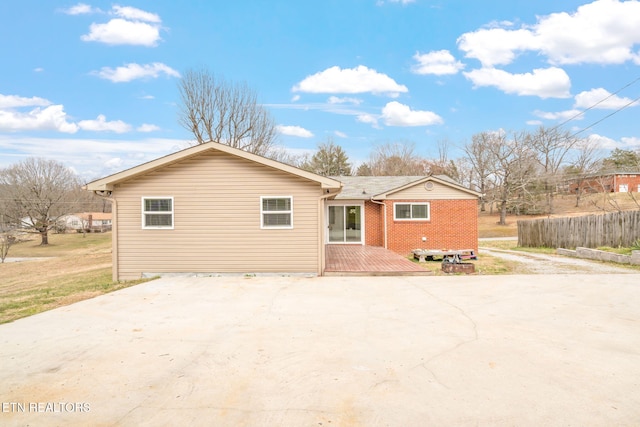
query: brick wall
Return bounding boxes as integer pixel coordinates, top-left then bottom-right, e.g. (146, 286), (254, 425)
(364, 201), (384, 246)
(375, 199), (478, 256)
(616, 175), (640, 192)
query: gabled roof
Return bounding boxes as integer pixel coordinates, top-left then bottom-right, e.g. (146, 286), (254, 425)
(331, 175), (481, 200)
(84, 141), (343, 192)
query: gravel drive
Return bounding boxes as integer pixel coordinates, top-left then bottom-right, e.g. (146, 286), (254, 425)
(480, 247), (637, 274)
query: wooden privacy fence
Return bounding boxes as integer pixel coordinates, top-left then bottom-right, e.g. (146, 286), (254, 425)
(517, 210), (640, 248)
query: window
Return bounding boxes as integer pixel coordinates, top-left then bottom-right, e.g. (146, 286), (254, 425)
(619, 184), (629, 193)
(261, 196), (293, 229)
(394, 203), (430, 221)
(142, 197), (174, 229)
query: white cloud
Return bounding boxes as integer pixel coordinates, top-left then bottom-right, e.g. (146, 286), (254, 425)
(292, 65), (408, 97)
(291, 94), (301, 102)
(104, 157), (124, 169)
(526, 120), (544, 126)
(621, 136), (640, 147)
(536, 0), (640, 65)
(533, 109), (583, 121)
(276, 125), (314, 138)
(458, 0), (640, 67)
(93, 63), (180, 83)
(328, 96), (362, 105)
(77, 115), (132, 133)
(457, 28), (538, 67)
(0, 105), (78, 133)
(412, 50), (465, 75)
(574, 88), (640, 109)
(81, 18), (161, 46)
(0, 135), (187, 179)
(381, 101), (443, 127)
(356, 113), (381, 128)
(622, 136), (640, 147)
(63, 3), (96, 15)
(137, 124), (160, 132)
(334, 131), (347, 138)
(0, 94), (51, 108)
(588, 133), (619, 149)
(464, 67), (571, 99)
(33, 67), (44, 73)
(112, 5), (161, 23)
(382, 0), (416, 4)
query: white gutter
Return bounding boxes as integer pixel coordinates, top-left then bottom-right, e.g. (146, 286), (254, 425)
(92, 190), (118, 282)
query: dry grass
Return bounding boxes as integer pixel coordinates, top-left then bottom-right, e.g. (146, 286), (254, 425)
(0, 232), (151, 324)
(478, 192), (640, 238)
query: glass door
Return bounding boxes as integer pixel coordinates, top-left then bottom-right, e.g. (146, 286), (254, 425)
(328, 205), (362, 243)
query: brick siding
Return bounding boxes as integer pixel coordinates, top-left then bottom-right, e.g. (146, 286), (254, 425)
(364, 199), (478, 256)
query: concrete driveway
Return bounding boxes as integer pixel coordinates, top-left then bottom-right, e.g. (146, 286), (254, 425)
(1, 274), (640, 426)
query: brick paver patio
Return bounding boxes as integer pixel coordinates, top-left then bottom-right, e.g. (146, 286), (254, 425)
(325, 245), (432, 276)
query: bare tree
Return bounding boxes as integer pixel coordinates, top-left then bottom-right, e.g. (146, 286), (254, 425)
(464, 132), (494, 211)
(566, 136), (604, 207)
(0, 232), (14, 263)
(529, 126), (578, 214)
(0, 158), (81, 245)
(177, 67), (277, 155)
(360, 142), (426, 176)
(301, 138), (352, 176)
(265, 146), (309, 168)
(485, 131), (537, 225)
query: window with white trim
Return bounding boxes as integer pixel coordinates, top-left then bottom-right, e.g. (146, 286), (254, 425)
(261, 196), (293, 229)
(142, 197), (174, 229)
(394, 202), (430, 220)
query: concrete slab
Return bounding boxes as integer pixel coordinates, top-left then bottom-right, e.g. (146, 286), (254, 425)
(1, 274), (640, 426)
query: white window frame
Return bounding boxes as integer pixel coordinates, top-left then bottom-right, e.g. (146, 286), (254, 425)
(393, 202), (430, 221)
(260, 196), (293, 229)
(142, 197), (174, 229)
(619, 184), (629, 193)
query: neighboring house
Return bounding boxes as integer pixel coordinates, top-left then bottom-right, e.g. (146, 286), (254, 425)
(568, 172), (640, 194)
(59, 212), (112, 232)
(85, 142), (480, 280)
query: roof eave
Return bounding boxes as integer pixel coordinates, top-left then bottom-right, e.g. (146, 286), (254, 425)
(372, 175), (481, 199)
(83, 141), (343, 191)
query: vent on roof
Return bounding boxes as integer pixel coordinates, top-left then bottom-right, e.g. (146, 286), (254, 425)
(424, 182), (434, 191)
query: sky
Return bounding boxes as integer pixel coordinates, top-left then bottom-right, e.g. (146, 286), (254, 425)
(1, 0), (640, 181)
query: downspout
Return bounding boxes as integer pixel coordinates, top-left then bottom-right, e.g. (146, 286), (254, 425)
(318, 191), (336, 276)
(370, 198), (387, 249)
(93, 191), (118, 282)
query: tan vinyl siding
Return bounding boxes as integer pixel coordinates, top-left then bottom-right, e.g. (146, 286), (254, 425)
(112, 150), (322, 279)
(386, 181), (477, 200)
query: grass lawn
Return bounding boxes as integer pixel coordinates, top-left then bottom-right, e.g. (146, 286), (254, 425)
(0, 232), (151, 324)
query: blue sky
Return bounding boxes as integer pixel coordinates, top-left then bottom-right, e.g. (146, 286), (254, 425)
(1, 0), (640, 180)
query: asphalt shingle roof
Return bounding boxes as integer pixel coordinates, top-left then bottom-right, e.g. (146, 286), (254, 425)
(330, 175), (462, 199)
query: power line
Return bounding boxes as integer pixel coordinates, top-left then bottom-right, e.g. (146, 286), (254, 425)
(570, 92), (640, 138)
(551, 75), (640, 130)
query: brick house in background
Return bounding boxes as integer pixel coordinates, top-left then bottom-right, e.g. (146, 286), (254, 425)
(568, 171), (640, 194)
(84, 142), (480, 280)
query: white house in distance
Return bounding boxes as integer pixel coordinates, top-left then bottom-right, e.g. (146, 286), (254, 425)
(58, 212), (112, 232)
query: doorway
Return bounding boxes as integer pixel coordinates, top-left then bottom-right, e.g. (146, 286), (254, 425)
(328, 205), (363, 243)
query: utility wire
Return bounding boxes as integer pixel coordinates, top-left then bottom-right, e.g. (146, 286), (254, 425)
(551, 75), (640, 131)
(570, 93), (640, 138)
